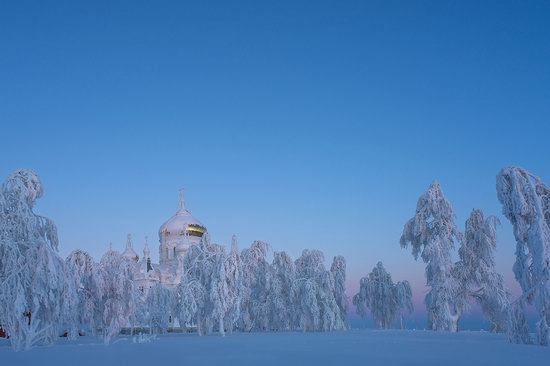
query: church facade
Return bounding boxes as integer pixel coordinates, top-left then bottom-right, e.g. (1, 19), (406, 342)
(120, 190), (207, 296)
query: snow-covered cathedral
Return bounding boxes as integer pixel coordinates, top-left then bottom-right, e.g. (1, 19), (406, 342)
(117, 190), (207, 295)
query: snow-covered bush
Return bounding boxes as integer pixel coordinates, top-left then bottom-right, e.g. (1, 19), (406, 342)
(0, 169), (76, 350)
(353, 262), (413, 329)
(497, 166), (550, 345)
(400, 181), (460, 331)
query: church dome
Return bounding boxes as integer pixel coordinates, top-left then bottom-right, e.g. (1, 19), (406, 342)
(158, 190), (206, 241)
(122, 234), (139, 262)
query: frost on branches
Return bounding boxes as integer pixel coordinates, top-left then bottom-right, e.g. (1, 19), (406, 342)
(293, 250), (347, 331)
(268, 251), (295, 331)
(99, 248), (136, 344)
(144, 283), (175, 334)
(497, 166), (550, 345)
(0, 169), (76, 350)
(400, 181), (460, 331)
(453, 209), (510, 333)
(239, 240), (270, 332)
(331, 256), (349, 328)
(353, 262), (413, 329)
(176, 234), (240, 336)
(65, 249), (103, 336)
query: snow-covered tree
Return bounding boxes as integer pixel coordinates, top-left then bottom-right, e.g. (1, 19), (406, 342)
(0, 169), (76, 350)
(239, 240), (270, 332)
(330, 255), (348, 329)
(293, 250), (345, 332)
(177, 234), (237, 336)
(99, 248), (136, 344)
(395, 280), (414, 329)
(318, 269), (345, 331)
(145, 283), (174, 334)
(353, 262), (412, 329)
(400, 181), (460, 331)
(223, 235), (242, 334)
(208, 242), (231, 336)
(508, 300), (532, 344)
(453, 209), (510, 332)
(176, 274), (205, 333)
(65, 250), (103, 336)
(268, 251), (295, 331)
(497, 166), (550, 345)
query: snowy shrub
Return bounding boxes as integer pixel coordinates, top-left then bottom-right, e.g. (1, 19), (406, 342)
(132, 332), (157, 343)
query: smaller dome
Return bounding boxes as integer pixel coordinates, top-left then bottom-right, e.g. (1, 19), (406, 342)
(143, 236), (151, 258)
(122, 234), (139, 262)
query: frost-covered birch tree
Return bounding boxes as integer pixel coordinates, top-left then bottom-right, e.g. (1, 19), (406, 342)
(395, 280), (413, 329)
(453, 209), (510, 333)
(239, 240), (270, 331)
(176, 274), (204, 333)
(223, 235), (242, 334)
(99, 248), (136, 344)
(331, 255), (348, 329)
(145, 283), (174, 334)
(268, 251), (295, 331)
(400, 181), (460, 331)
(208, 242), (230, 336)
(0, 169), (77, 350)
(65, 250), (103, 336)
(178, 234), (237, 336)
(293, 250), (345, 331)
(497, 166), (550, 345)
(353, 262), (412, 329)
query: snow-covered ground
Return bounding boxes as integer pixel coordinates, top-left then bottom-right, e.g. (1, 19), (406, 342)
(1, 330), (549, 366)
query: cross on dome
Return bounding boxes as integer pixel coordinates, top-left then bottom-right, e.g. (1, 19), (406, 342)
(126, 234), (133, 249)
(143, 236), (150, 258)
(178, 187), (186, 212)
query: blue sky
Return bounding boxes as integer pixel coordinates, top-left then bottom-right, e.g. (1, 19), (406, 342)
(1, 1), (549, 327)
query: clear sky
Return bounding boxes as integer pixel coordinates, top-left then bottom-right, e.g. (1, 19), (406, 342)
(1, 1), (549, 328)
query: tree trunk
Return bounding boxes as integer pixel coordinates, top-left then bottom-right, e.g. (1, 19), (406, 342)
(219, 315), (225, 337)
